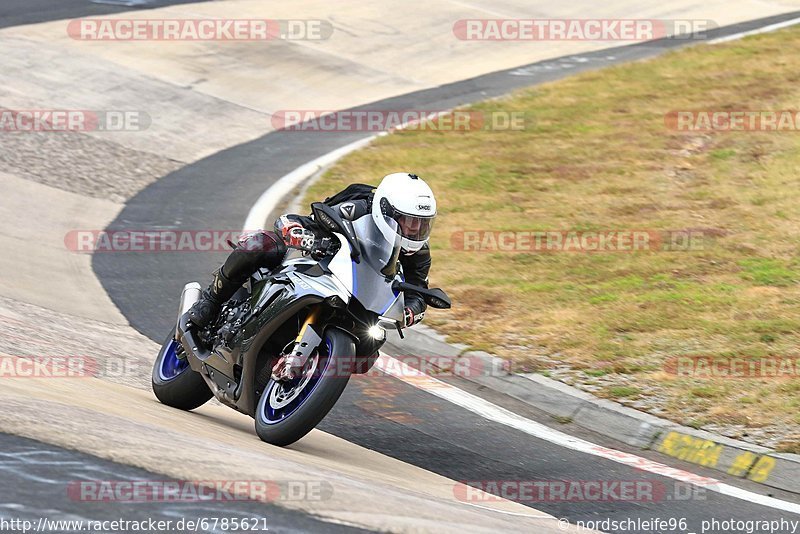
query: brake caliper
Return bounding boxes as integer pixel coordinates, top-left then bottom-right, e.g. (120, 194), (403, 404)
(271, 324), (323, 382)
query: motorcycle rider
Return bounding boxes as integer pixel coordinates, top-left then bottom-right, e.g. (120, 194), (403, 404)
(187, 172), (437, 331)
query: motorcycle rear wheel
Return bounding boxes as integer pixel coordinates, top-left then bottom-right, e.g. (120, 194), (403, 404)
(151, 327), (213, 411)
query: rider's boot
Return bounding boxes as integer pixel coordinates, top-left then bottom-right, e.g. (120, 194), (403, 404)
(187, 268), (239, 329)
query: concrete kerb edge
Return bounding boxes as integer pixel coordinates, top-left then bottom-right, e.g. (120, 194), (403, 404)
(396, 326), (800, 495)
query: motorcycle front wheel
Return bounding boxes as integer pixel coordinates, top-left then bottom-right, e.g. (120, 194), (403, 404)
(255, 328), (354, 446)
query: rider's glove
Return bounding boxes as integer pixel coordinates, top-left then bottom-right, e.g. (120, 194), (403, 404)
(404, 307), (424, 328)
(276, 216), (314, 251)
(276, 216), (302, 246)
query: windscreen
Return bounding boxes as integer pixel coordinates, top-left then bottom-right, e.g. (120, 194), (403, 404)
(350, 215), (403, 318)
(353, 215), (402, 277)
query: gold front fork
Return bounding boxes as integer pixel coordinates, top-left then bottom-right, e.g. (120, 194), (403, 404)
(273, 305), (323, 382)
(295, 305), (321, 342)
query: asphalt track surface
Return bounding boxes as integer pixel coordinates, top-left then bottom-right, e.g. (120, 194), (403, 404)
(93, 9), (800, 340)
(0, 2), (360, 533)
(5, 3), (800, 532)
(0, 433), (365, 534)
(88, 11), (800, 534)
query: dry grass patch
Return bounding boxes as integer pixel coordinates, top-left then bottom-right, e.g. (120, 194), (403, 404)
(305, 28), (800, 441)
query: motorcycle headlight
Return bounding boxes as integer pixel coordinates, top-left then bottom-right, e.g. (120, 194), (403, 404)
(368, 325), (386, 341)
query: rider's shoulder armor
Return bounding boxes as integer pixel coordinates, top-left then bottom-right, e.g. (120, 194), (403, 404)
(335, 199), (370, 221)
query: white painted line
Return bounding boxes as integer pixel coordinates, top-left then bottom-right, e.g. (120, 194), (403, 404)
(462, 502), (553, 518)
(243, 14), (800, 232)
(708, 17), (800, 44)
(243, 135), (379, 231)
(242, 111), (447, 231)
(374, 354), (800, 515)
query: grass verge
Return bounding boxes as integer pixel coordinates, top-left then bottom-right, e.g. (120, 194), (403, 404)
(304, 28), (800, 444)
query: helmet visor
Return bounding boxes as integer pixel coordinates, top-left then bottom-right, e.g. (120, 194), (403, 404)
(394, 211), (435, 243)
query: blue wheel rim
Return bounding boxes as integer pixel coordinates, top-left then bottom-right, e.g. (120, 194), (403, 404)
(260, 338), (333, 425)
(158, 339), (190, 381)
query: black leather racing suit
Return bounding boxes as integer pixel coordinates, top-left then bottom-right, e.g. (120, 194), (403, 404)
(215, 196), (431, 325)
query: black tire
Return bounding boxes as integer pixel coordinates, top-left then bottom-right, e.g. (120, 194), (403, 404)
(255, 328), (354, 446)
(151, 327), (213, 411)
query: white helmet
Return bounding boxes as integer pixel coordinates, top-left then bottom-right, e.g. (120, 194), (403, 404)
(371, 172), (437, 253)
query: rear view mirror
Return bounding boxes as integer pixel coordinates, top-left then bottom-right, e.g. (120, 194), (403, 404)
(392, 281), (452, 309)
(424, 288), (451, 309)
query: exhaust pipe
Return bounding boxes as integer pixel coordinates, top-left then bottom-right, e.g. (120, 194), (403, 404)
(176, 282), (202, 335)
(175, 282), (213, 361)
